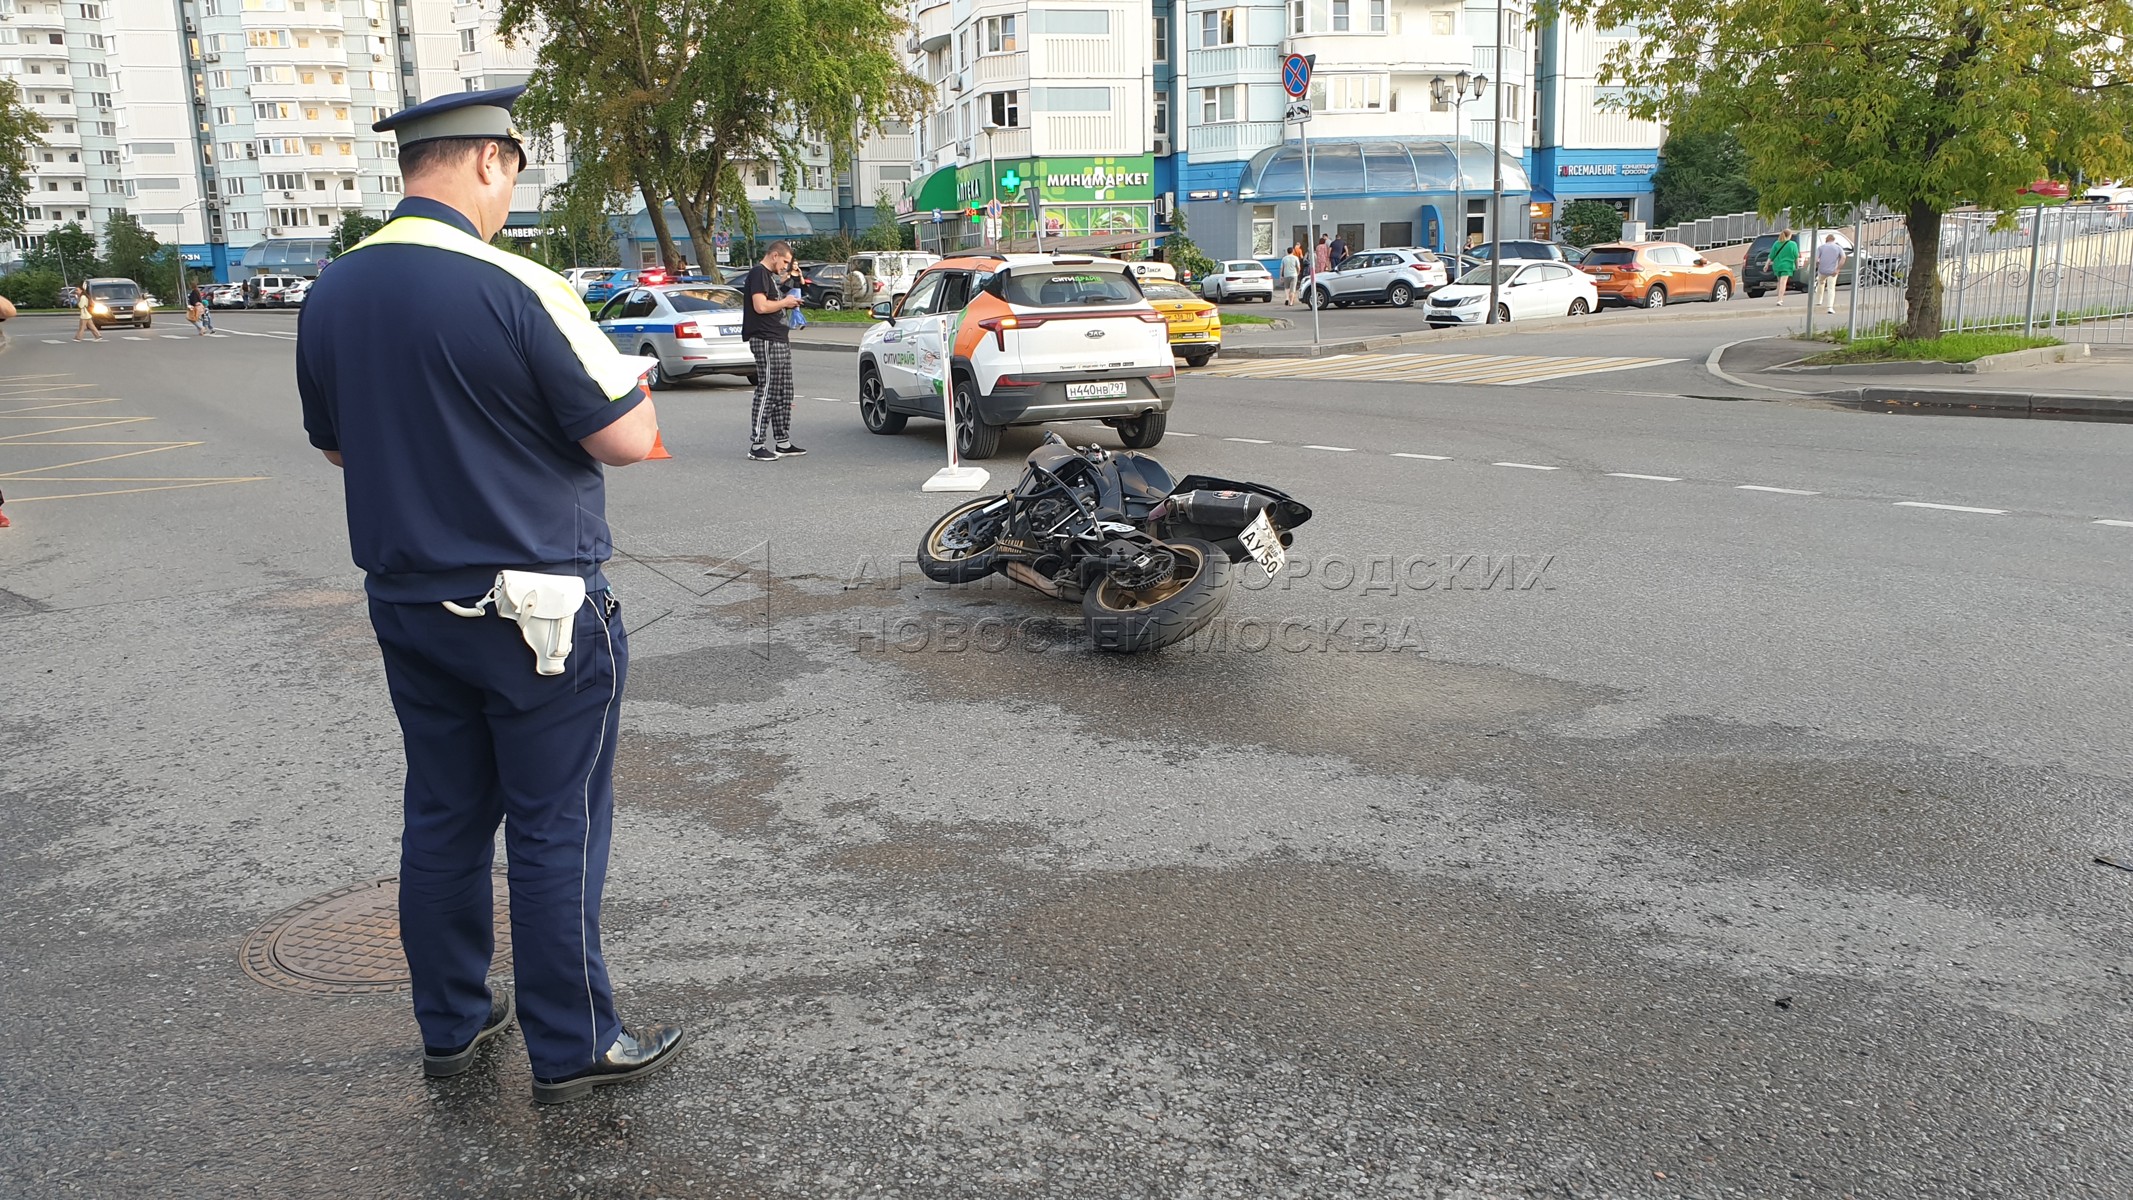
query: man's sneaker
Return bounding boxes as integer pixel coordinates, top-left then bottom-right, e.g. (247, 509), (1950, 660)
(532, 1023), (688, 1105)
(774, 443), (808, 457)
(747, 447), (779, 462)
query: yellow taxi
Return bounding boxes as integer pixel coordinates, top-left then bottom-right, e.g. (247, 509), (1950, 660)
(1140, 277), (1222, 367)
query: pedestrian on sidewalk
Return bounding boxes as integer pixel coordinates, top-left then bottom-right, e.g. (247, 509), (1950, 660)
(74, 288), (103, 341)
(295, 85), (685, 1105)
(1314, 234), (1332, 278)
(1330, 234), (1350, 269)
(1770, 230), (1800, 306)
(187, 285), (215, 335)
(1281, 244), (1302, 305)
(743, 240), (805, 462)
(1814, 233), (1846, 314)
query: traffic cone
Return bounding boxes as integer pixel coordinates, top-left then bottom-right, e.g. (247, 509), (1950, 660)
(646, 430), (672, 460)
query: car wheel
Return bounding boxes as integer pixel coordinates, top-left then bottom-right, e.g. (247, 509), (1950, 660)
(953, 376), (1001, 460)
(1310, 286), (1333, 310)
(1388, 282), (1414, 308)
(1181, 352), (1213, 369)
(1746, 286), (1766, 299)
(1495, 303), (1511, 324)
(1568, 297), (1590, 316)
(1643, 285), (1668, 309)
(1711, 277), (1732, 302)
(640, 346), (672, 390)
(859, 364), (907, 434)
(142, 316), (152, 328)
(1116, 409), (1167, 449)
(825, 295), (844, 310)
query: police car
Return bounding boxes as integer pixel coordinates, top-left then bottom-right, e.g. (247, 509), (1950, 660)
(593, 283), (757, 389)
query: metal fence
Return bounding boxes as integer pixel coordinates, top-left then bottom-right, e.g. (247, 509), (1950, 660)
(1831, 203), (2133, 344)
(1652, 205), (1892, 251)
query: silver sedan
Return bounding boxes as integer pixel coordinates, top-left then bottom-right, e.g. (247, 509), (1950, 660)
(593, 284), (758, 389)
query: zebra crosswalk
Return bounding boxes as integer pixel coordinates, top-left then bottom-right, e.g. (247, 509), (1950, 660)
(1200, 350), (1684, 386)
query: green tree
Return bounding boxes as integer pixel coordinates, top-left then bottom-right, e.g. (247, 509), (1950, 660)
(0, 80), (45, 245)
(1650, 128), (1757, 228)
(328, 211), (386, 256)
(1546, 0), (2133, 338)
(22, 221), (96, 284)
(858, 188), (905, 251)
(1560, 199), (1625, 247)
(101, 210), (162, 285)
(0, 268), (64, 309)
(1157, 203), (1216, 282)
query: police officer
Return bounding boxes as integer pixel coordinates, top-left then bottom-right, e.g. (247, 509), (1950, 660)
(296, 86), (686, 1105)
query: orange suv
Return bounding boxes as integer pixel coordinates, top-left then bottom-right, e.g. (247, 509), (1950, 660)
(1579, 241), (1735, 309)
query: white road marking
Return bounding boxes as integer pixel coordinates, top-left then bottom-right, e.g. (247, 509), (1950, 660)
(1493, 462), (1560, 471)
(160, 335), (189, 340)
(1203, 350), (1682, 386)
(123, 336), (151, 341)
(1167, 432), (1199, 437)
(1224, 437), (1271, 444)
(1607, 472), (1681, 481)
(1736, 485), (1819, 495)
(42, 339), (65, 344)
(1894, 501), (2007, 515)
(1391, 452), (1451, 460)
(2094, 519), (2133, 528)
(1303, 444), (1355, 452)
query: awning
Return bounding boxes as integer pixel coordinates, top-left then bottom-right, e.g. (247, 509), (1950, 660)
(903, 165), (962, 219)
(1005, 229), (1170, 254)
(1235, 137), (1531, 200)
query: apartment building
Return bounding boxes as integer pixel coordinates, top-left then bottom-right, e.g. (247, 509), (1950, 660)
(3, 0), (135, 267)
(1179, 0), (1537, 261)
(898, 0), (1160, 253)
(1528, 16), (1663, 235)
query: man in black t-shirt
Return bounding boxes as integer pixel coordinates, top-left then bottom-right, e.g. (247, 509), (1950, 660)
(742, 241), (805, 461)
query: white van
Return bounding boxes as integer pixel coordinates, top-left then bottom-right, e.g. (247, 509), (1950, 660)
(843, 251), (941, 310)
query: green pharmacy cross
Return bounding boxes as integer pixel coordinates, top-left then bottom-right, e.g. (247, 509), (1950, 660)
(999, 168), (1022, 197)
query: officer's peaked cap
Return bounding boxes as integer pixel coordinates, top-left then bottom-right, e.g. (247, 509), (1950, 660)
(374, 85), (528, 155)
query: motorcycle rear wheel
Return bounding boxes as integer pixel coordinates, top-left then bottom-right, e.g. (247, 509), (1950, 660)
(1082, 538), (1230, 652)
(917, 496), (1007, 583)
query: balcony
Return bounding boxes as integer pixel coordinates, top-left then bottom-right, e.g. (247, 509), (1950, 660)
(915, 0), (951, 50)
(1185, 119), (1284, 159)
(973, 125), (1031, 160)
(972, 49), (1026, 87)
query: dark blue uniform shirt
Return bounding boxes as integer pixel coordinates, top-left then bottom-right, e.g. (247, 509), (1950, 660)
(296, 197), (644, 602)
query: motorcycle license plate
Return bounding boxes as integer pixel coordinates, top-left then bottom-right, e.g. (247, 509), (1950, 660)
(1238, 509), (1285, 579)
(1067, 381), (1129, 400)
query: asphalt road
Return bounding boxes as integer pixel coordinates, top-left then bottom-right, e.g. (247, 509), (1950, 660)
(3, 309), (2130, 1199)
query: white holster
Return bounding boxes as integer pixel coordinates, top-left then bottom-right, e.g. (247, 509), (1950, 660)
(442, 570), (588, 676)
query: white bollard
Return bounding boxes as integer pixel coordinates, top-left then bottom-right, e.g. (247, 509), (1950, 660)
(921, 369), (989, 492)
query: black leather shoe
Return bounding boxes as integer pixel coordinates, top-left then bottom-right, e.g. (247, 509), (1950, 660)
(531, 1023), (688, 1105)
(422, 990), (516, 1078)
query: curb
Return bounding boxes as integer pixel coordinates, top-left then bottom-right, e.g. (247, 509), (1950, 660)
(1834, 386), (2133, 421)
(1219, 301), (1797, 360)
(1767, 343), (2091, 376)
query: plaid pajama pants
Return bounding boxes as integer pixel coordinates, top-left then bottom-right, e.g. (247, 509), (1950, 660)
(748, 338), (794, 450)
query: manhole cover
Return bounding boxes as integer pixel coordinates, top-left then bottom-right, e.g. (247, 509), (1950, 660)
(241, 876), (512, 995)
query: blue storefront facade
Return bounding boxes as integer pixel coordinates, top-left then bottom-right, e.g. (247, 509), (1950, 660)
(1526, 146), (1661, 238)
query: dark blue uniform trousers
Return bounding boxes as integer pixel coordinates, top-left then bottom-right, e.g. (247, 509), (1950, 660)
(368, 594), (626, 1079)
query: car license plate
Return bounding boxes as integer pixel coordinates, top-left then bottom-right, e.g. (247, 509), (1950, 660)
(1591, 273), (1612, 281)
(1067, 381), (1129, 400)
(1238, 509), (1285, 580)
(1174, 331), (1207, 341)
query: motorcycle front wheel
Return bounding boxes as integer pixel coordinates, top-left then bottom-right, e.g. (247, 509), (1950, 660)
(917, 496), (1007, 583)
(1082, 538), (1231, 652)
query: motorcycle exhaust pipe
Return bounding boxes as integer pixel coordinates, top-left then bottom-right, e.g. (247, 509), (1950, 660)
(1004, 562), (1062, 597)
(1164, 489), (1273, 529)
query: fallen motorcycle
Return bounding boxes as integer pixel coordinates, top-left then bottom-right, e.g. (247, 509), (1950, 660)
(917, 432), (1313, 651)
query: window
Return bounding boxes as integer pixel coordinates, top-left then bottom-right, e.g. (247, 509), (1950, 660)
(1288, 0), (1303, 34)
(1153, 93), (1168, 136)
(752, 163), (770, 186)
(250, 65), (295, 84)
(1039, 9), (1106, 34)
(1199, 84), (1238, 124)
(305, 107), (320, 120)
(255, 101), (294, 119)
(229, 211), (252, 230)
(258, 137), (303, 155)
(981, 14), (1015, 53)
(985, 90), (1018, 128)
(75, 2), (101, 14)
(1332, 0), (1349, 31)
(215, 105), (239, 123)
(312, 177), (327, 190)
(341, 176), (356, 190)
(1430, 10), (1455, 35)
(379, 174), (401, 193)
(247, 29), (291, 48)
(1312, 75), (1385, 112)
(1200, 8), (1236, 46)
(223, 176), (247, 195)
(1370, 0), (1386, 31)
(267, 172), (302, 189)
(458, 28), (474, 52)
(1152, 15), (1167, 62)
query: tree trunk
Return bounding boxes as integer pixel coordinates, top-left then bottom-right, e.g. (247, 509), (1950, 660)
(1900, 202), (1944, 341)
(637, 177), (684, 273)
(674, 189), (716, 277)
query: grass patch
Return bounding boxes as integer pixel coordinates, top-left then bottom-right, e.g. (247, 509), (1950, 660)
(1219, 311), (1275, 326)
(1802, 331), (2060, 365)
(798, 306), (882, 324)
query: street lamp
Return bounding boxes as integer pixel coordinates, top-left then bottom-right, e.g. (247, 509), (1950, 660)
(981, 119), (1001, 251)
(172, 196), (217, 309)
(1430, 70), (1487, 257)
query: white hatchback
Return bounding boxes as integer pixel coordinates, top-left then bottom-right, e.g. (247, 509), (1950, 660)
(1201, 260), (1276, 303)
(1424, 260), (1599, 326)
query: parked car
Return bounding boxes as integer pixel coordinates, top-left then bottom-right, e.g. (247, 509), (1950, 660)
(282, 279), (313, 307)
(581, 269), (638, 307)
(1141, 278), (1222, 367)
(592, 283), (756, 389)
(1742, 230), (1855, 296)
(1306, 248), (1449, 309)
(801, 262), (850, 308)
(1579, 241), (1736, 308)
(1200, 259), (1276, 303)
(562, 266), (622, 298)
(1468, 240), (1580, 265)
(1425, 260), (1599, 325)
(844, 251), (941, 310)
(856, 253), (1174, 460)
(81, 277), (154, 328)
(203, 283), (245, 308)
(2017, 179), (2072, 198)
(243, 273), (309, 308)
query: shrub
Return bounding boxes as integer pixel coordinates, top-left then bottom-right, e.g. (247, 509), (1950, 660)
(0, 268), (64, 309)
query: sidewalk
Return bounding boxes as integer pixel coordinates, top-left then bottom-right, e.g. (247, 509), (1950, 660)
(1717, 337), (2133, 420)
